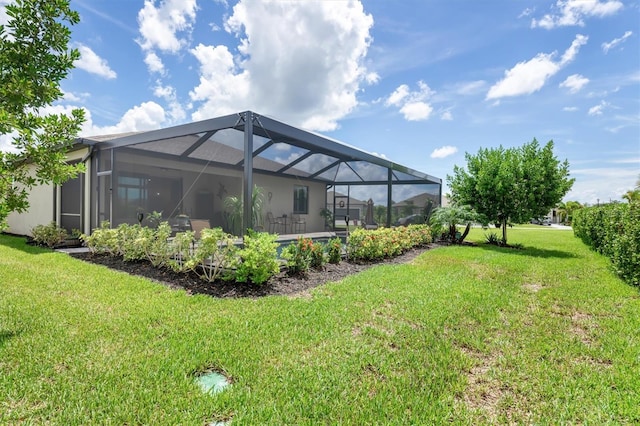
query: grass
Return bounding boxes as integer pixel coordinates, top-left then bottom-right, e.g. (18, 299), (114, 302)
(1, 227), (639, 424)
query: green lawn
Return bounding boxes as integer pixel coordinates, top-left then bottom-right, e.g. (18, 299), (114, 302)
(1, 228), (638, 424)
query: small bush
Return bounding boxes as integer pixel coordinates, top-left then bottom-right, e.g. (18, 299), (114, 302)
(140, 222), (172, 267)
(485, 231), (500, 245)
(326, 237), (343, 264)
(31, 222), (68, 248)
(167, 230), (195, 273)
(282, 237), (326, 275)
(233, 230), (279, 285)
(184, 227), (236, 282)
(81, 221), (117, 254)
(115, 223), (147, 262)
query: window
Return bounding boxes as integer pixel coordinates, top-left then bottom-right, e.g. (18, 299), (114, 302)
(293, 185), (308, 214)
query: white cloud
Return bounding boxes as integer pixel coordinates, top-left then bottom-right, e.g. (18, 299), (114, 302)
(137, 0), (197, 74)
(588, 100), (610, 116)
(531, 0), (624, 29)
(567, 166), (639, 204)
(365, 72), (380, 85)
(455, 80), (486, 95)
(42, 103), (167, 137)
(386, 85), (410, 107)
(563, 106), (579, 112)
(430, 145), (458, 159)
(602, 30), (633, 53)
(153, 82), (185, 123)
(385, 81), (435, 121)
(144, 52), (165, 75)
(440, 110), (453, 121)
(189, 1), (374, 132)
(74, 44), (117, 79)
(137, 0), (197, 53)
(519, 7), (535, 18)
(560, 34), (588, 65)
(559, 74), (589, 93)
(486, 34), (587, 100)
(62, 90), (90, 103)
(400, 102), (433, 121)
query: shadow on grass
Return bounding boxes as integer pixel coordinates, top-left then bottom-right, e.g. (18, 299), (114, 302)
(476, 242), (579, 259)
(0, 330), (17, 349)
(0, 232), (52, 255)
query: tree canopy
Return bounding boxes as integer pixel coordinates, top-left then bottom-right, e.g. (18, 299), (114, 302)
(0, 0), (85, 230)
(447, 139), (574, 244)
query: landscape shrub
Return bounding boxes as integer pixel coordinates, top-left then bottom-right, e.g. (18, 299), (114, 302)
(81, 221), (118, 255)
(407, 224), (432, 246)
(347, 225), (432, 262)
(573, 202), (639, 286)
(167, 230), (195, 273)
(485, 231), (500, 245)
(347, 228), (385, 261)
(281, 237), (326, 275)
(139, 222), (172, 267)
(233, 230), (279, 284)
(31, 221), (68, 248)
(115, 223), (147, 262)
(326, 237), (343, 264)
(184, 227), (236, 282)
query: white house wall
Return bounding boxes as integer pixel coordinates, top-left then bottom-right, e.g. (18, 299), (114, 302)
(6, 169), (54, 236)
(5, 148), (89, 236)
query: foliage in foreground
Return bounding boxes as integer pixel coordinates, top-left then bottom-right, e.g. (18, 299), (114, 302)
(448, 138), (573, 244)
(82, 222), (433, 284)
(0, 0), (85, 230)
(573, 202), (640, 286)
(1, 228), (639, 424)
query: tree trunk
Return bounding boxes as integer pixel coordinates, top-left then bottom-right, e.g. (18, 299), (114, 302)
(449, 224), (457, 242)
(501, 219), (508, 245)
(459, 223), (471, 243)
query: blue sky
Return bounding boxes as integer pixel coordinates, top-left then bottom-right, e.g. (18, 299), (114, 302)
(2, 0), (639, 204)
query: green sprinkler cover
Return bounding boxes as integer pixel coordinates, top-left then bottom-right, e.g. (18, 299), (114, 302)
(196, 372), (230, 395)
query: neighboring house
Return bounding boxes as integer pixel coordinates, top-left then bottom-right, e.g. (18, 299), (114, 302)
(326, 191), (367, 223)
(6, 111), (441, 236)
(392, 192), (440, 218)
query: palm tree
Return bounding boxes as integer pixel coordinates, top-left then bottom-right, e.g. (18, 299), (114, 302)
(223, 185), (264, 235)
(556, 201), (567, 223)
(622, 175), (640, 203)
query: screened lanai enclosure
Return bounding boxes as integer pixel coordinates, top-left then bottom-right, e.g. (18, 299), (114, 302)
(80, 111), (441, 236)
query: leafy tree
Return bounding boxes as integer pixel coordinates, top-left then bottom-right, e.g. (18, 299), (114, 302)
(448, 139), (573, 245)
(0, 0), (85, 230)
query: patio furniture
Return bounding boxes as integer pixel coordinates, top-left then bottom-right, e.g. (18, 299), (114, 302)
(266, 212), (285, 233)
(290, 214), (306, 233)
(190, 219), (210, 239)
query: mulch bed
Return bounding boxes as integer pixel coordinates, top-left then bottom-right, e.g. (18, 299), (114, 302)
(70, 244), (438, 299)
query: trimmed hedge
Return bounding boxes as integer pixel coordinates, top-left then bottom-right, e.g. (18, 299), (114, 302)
(573, 202), (640, 286)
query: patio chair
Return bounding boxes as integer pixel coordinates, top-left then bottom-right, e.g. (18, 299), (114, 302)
(190, 219), (210, 239)
(290, 213), (306, 233)
(266, 212), (284, 233)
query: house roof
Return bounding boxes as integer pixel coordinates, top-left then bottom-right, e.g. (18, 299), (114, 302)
(326, 191), (367, 206)
(78, 111), (441, 187)
(393, 192), (439, 207)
